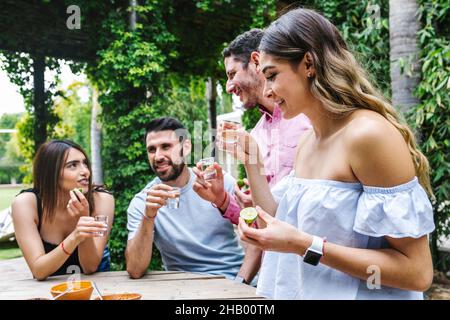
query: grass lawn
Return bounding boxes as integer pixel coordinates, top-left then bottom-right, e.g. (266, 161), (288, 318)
(0, 185), (25, 210)
(0, 240), (22, 260)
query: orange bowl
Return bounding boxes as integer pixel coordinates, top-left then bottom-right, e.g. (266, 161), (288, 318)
(95, 293), (142, 300)
(50, 281), (93, 300)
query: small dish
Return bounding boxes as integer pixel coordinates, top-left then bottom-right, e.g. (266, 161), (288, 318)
(95, 293), (142, 300)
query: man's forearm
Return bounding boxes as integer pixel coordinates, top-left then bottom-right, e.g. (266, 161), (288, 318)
(237, 244), (263, 284)
(126, 218), (155, 278)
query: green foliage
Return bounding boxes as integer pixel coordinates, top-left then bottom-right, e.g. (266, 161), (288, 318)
(52, 81), (92, 155)
(411, 0), (449, 269)
(0, 131), (26, 184)
(85, 0), (276, 271)
(310, 0), (391, 96)
(0, 114), (25, 184)
(0, 113), (22, 129)
(0, 53), (63, 181)
(15, 113), (34, 183)
(249, 0), (277, 28)
(0, 113), (22, 159)
(87, 1), (176, 271)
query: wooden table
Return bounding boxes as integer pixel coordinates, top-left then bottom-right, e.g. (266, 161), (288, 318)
(0, 258), (264, 300)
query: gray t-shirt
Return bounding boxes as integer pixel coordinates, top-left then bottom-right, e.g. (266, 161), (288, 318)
(127, 168), (244, 279)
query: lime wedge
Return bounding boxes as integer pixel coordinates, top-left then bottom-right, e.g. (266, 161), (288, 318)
(240, 207), (258, 224)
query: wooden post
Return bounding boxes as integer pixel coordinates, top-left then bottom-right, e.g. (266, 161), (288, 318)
(91, 86), (104, 185)
(32, 54), (46, 152)
(206, 77), (217, 157)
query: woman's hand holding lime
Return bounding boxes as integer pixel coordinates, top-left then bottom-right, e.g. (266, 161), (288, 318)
(238, 206), (311, 254)
(67, 189), (89, 217)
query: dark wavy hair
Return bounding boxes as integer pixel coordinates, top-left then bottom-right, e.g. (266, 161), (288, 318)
(222, 28), (264, 69)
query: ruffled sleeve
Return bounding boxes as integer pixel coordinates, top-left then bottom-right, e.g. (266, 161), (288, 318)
(353, 177), (435, 238)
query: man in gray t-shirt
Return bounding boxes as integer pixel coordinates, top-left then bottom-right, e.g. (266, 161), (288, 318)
(125, 117), (249, 281)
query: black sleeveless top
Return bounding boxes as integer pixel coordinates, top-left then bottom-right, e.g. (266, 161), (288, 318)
(18, 188), (111, 276)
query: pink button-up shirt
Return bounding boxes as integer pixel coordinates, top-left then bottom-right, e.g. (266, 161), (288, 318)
(222, 106), (311, 224)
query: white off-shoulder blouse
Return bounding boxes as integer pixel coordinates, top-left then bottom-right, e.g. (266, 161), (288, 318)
(257, 171), (435, 300)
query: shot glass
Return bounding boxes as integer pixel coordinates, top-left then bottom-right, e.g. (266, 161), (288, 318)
(199, 157), (217, 181)
(166, 187), (181, 209)
(220, 120), (242, 144)
(94, 215), (108, 237)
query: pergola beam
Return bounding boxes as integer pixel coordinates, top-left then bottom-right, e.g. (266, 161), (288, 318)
(0, 0), (97, 61)
(32, 54), (46, 151)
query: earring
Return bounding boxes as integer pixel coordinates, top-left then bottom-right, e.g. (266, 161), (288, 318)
(307, 73), (312, 78)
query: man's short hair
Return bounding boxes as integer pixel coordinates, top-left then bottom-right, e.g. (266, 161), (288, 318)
(222, 28), (264, 69)
(144, 117), (187, 143)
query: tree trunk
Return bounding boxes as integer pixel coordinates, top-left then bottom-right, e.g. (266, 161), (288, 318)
(129, 0), (137, 31)
(90, 86), (103, 185)
(389, 0), (421, 114)
(32, 54), (46, 152)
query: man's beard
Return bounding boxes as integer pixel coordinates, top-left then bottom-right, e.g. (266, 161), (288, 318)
(151, 159), (185, 182)
(241, 75), (262, 110)
(242, 94), (259, 110)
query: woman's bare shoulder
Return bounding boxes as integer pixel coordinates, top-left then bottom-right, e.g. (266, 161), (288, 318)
(12, 192), (37, 208)
(12, 192), (39, 221)
(344, 109), (405, 146)
(343, 109), (415, 186)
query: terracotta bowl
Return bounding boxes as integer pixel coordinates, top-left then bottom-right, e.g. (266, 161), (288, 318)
(50, 281), (93, 300)
(95, 293), (142, 300)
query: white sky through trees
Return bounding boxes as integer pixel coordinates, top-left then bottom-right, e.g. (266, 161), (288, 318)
(0, 61), (88, 117)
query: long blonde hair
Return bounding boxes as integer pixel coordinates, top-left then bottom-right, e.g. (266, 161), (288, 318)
(259, 8), (432, 196)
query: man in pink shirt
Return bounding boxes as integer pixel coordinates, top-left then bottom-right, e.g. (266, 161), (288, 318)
(193, 29), (310, 285)
(220, 29), (310, 222)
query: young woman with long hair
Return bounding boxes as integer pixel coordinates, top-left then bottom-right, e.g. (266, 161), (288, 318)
(222, 8), (435, 299)
(12, 140), (114, 280)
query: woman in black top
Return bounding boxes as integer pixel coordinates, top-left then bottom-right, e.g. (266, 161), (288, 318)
(12, 140), (114, 280)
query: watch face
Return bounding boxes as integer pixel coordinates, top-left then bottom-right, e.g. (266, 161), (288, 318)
(303, 250), (322, 266)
